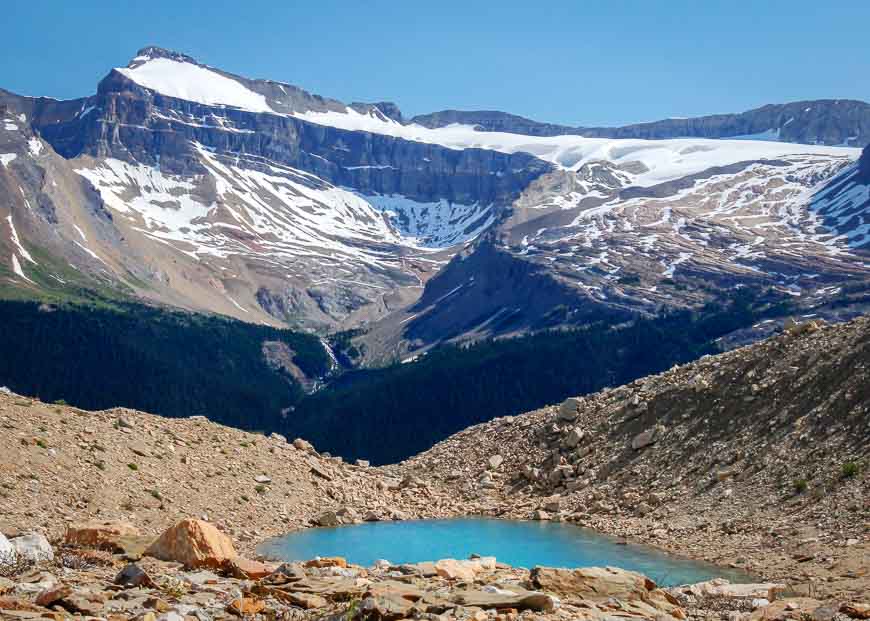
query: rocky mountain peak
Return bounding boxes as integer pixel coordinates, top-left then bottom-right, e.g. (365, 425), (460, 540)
(130, 45), (198, 66)
(350, 100), (404, 123)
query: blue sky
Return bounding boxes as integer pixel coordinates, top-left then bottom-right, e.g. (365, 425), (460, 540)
(2, 0), (868, 126)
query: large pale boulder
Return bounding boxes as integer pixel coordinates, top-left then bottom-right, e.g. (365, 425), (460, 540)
(632, 424), (665, 450)
(10, 533), (53, 563)
(144, 519), (237, 569)
(675, 579), (785, 600)
(64, 521), (141, 551)
(530, 566), (683, 619)
(435, 559), (477, 581)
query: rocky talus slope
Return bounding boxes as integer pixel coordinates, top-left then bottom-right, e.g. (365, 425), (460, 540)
(399, 317), (870, 601)
(0, 394), (458, 549)
(0, 316), (868, 619)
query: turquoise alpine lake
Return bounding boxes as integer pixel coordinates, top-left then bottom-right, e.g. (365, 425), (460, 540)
(258, 518), (749, 586)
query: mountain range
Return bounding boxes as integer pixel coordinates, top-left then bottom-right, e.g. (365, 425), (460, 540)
(2, 46), (870, 362)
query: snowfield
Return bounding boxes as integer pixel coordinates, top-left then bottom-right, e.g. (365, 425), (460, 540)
(292, 108), (861, 187)
(117, 58), (273, 113)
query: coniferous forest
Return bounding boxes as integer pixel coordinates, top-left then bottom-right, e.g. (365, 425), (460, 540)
(0, 291), (789, 464)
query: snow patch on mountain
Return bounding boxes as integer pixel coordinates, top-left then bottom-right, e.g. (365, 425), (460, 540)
(362, 194), (494, 248)
(75, 145), (490, 277)
(11, 255), (34, 283)
(6, 216), (37, 264)
(117, 58), (273, 113)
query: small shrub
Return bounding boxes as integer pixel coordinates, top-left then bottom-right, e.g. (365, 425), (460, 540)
(240, 494), (250, 502)
(35, 439), (48, 449)
(149, 489), (162, 500)
(53, 399), (68, 406)
(255, 484), (267, 494)
(793, 478), (808, 494)
(160, 576), (188, 598)
(841, 461), (860, 479)
(94, 460), (106, 471)
(127, 463), (138, 471)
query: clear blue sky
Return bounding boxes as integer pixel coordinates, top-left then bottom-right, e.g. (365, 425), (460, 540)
(2, 0), (868, 127)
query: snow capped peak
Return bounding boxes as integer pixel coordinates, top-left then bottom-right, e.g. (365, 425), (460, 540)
(116, 54), (274, 114)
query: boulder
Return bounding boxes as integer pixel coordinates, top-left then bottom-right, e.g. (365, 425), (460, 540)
(336, 507), (360, 523)
(304, 556), (347, 568)
(228, 597), (266, 616)
(451, 587), (557, 612)
(842, 602), (870, 620)
(532, 510), (551, 521)
(676, 579), (785, 599)
(227, 557), (278, 579)
(293, 438), (314, 452)
(530, 566), (683, 619)
(35, 585), (72, 607)
(435, 559), (477, 581)
(144, 519), (237, 569)
(488, 454), (504, 470)
(632, 424), (665, 450)
(114, 563), (156, 588)
(10, 533), (53, 563)
(355, 459), (370, 467)
(359, 593), (415, 619)
(559, 398), (582, 421)
(314, 511), (341, 528)
(64, 521), (141, 551)
(543, 496), (562, 513)
(749, 598), (825, 621)
(562, 427), (584, 448)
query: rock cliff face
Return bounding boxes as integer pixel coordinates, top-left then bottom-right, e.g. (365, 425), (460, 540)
(2, 47), (870, 349)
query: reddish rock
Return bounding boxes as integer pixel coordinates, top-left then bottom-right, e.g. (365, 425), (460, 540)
(304, 556), (347, 568)
(144, 518), (237, 569)
(64, 521), (141, 551)
(227, 556), (278, 579)
(228, 597), (266, 616)
(35, 586), (72, 607)
(0, 596), (47, 612)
